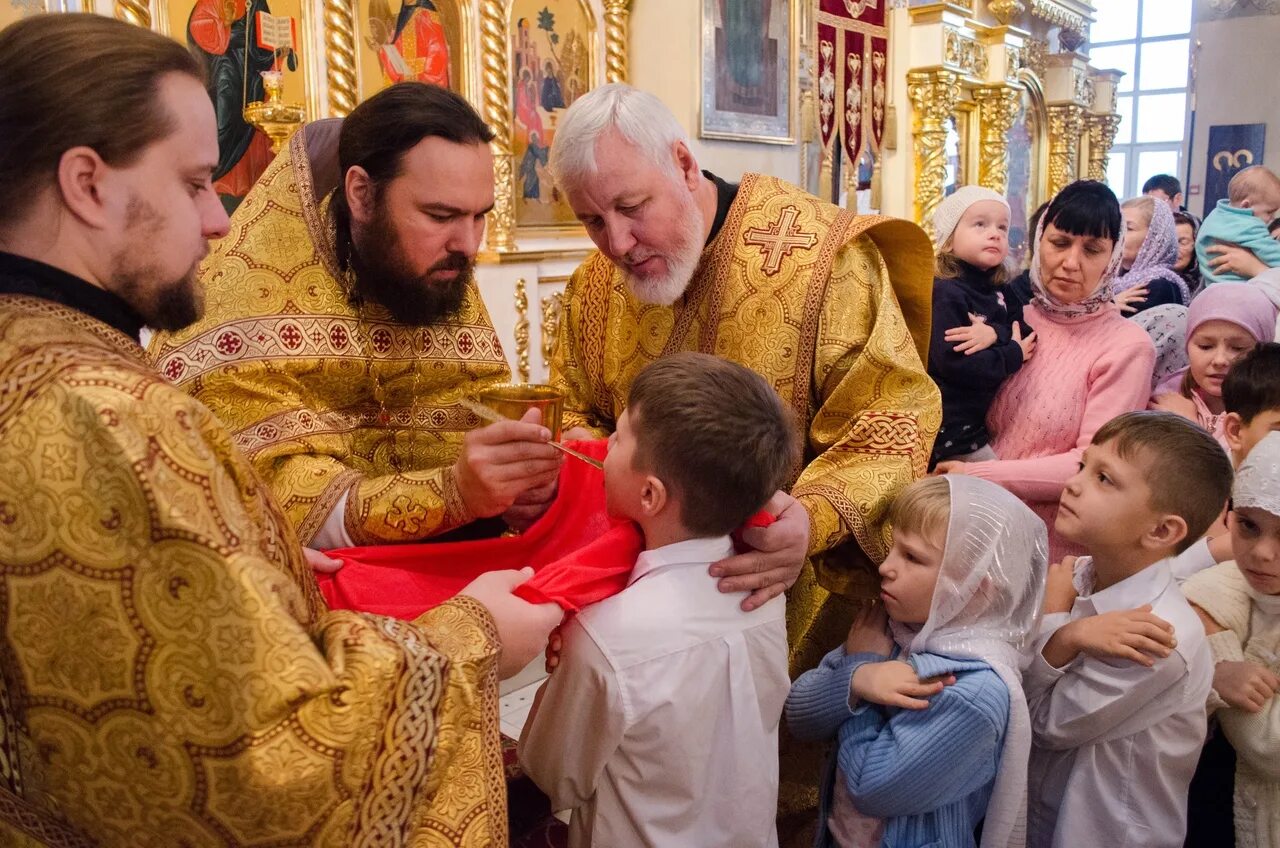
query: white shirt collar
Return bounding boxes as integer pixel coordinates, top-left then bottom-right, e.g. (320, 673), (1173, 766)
(1073, 556), (1175, 614)
(629, 535), (735, 586)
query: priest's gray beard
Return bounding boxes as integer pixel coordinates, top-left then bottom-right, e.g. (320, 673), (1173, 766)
(621, 189), (706, 306)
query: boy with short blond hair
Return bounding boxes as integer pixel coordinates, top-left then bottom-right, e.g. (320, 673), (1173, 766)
(519, 352), (798, 848)
(1027, 411), (1233, 848)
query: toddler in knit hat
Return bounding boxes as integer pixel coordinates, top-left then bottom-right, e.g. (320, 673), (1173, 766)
(927, 185), (1036, 466)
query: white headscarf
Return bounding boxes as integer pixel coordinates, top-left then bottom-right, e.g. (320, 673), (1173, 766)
(1235, 431), (1280, 517)
(890, 475), (1048, 848)
(1029, 202), (1125, 319)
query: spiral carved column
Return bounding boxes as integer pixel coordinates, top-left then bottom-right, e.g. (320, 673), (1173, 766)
(1046, 103), (1085, 198)
(974, 85), (1021, 195)
(907, 69), (960, 241)
(324, 0), (358, 117)
(113, 0), (151, 30)
(603, 0), (631, 84)
(1086, 113), (1122, 183)
(480, 0), (517, 252)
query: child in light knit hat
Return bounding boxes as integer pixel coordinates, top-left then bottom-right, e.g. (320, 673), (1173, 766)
(928, 185), (1036, 466)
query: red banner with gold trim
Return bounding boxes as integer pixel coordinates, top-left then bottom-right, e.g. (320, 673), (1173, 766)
(816, 0), (889, 168)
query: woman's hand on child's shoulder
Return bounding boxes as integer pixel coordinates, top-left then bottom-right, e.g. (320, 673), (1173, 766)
(851, 660), (956, 710)
(1214, 660), (1280, 713)
(1043, 557), (1079, 614)
(844, 602), (894, 656)
(1114, 286), (1149, 315)
(944, 313), (998, 356)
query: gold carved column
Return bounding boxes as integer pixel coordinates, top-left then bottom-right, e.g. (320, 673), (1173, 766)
(907, 69), (961, 240)
(324, 0), (359, 117)
(1046, 103), (1085, 199)
(480, 0), (517, 252)
(113, 0), (151, 29)
(974, 85), (1020, 194)
(603, 0), (631, 84)
(1086, 113), (1121, 182)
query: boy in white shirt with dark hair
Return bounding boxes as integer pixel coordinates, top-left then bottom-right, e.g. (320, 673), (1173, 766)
(518, 352), (796, 848)
(1027, 411), (1233, 847)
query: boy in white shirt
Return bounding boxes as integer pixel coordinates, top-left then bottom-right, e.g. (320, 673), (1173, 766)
(1027, 411), (1233, 848)
(518, 352), (796, 848)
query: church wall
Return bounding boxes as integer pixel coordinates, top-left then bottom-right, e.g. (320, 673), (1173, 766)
(1185, 4), (1280, 219)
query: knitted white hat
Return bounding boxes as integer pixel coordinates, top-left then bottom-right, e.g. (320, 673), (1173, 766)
(932, 185), (1010, 249)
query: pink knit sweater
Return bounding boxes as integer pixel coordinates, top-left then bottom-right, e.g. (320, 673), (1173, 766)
(966, 303), (1156, 559)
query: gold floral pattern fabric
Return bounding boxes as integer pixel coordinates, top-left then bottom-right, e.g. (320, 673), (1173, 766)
(147, 130), (511, 545)
(550, 174), (940, 669)
(0, 296), (505, 846)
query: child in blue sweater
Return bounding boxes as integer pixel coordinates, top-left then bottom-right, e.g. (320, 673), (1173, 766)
(786, 474), (1047, 848)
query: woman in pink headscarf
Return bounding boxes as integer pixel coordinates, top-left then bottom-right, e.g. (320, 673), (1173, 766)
(1151, 282), (1279, 449)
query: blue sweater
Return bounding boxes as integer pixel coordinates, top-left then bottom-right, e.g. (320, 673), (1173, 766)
(785, 647), (1010, 848)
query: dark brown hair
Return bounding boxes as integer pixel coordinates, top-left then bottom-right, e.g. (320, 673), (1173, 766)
(0, 15), (203, 226)
(1223, 342), (1280, 424)
(1093, 411), (1233, 553)
(330, 82), (495, 270)
(626, 352), (798, 536)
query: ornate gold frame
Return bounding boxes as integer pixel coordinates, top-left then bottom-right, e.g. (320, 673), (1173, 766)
(698, 0), (798, 145)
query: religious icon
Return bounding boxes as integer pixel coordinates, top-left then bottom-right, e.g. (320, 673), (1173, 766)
(1204, 124), (1266, 213)
(700, 0), (794, 144)
(187, 0), (298, 213)
(508, 0), (594, 231)
(366, 0), (449, 88)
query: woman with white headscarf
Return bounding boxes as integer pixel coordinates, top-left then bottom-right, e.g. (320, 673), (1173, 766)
(935, 180), (1157, 560)
(1114, 195), (1192, 314)
(785, 474), (1047, 848)
(1184, 431), (1280, 848)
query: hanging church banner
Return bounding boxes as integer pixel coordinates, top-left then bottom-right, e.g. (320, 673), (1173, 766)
(509, 0), (596, 234)
(816, 0), (888, 167)
(699, 0), (796, 144)
(1204, 123), (1266, 214)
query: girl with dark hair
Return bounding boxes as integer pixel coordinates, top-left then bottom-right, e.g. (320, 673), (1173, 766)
(935, 180), (1157, 559)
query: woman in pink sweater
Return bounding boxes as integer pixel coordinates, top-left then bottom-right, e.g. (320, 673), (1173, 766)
(936, 181), (1156, 558)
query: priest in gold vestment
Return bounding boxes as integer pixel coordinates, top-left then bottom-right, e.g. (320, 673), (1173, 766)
(0, 18), (559, 846)
(545, 85), (939, 839)
(149, 87), (563, 548)
(548, 84), (939, 666)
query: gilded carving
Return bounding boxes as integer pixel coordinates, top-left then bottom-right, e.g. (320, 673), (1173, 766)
(1024, 37), (1048, 78)
(1004, 46), (1024, 82)
(974, 85), (1021, 194)
(1046, 103), (1085, 197)
(1086, 112), (1122, 182)
(480, 0), (516, 252)
(603, 0), (631, 84)
(943, 27), (988, 77)
(1072, 69), (1095, 108)
(540, 291), (564, 380)
(113, 0), (151, 29)
(1028, 0), (1086, 32)
(907, 69), (961, 239)
(323, 0), (358, 117)
(989, 0), (1026, 24)
(514, 279), (530, 382)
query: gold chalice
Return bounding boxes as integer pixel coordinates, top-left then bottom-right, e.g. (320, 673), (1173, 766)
(476, 383), (565, 440)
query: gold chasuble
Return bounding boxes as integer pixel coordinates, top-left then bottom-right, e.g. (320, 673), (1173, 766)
(0, 296), (506, 845)
(148, 125), (510, 547)
(552, 174), (940, 671)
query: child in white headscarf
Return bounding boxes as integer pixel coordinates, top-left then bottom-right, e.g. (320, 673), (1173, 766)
(1184, 431), (1280, 848)
(785, 475), (1047, 848)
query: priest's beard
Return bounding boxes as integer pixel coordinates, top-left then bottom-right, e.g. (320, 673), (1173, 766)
(109, 196), (203, 331)
(348, 203), (472, 326)
(621, 189), (706, 306)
